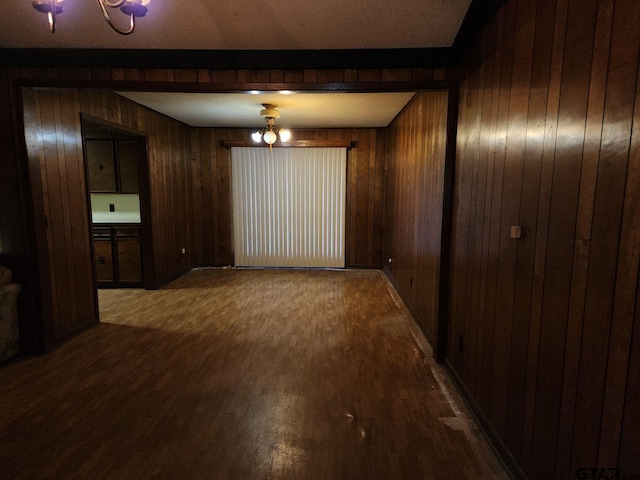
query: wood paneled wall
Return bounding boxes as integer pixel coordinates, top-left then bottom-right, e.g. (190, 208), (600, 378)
(21, 88), (193, 345)
(14, 84), (394, 346)
(384, 91), (450, 349)
(1, 66), (447, 351)
(449, 0), (640, 478)
(191, 127), (385, 267)
(22, 89), (97, 346)
(0, 72), (46, 352)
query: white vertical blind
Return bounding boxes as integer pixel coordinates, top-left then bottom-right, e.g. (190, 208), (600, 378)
(231, 147), (346, 267)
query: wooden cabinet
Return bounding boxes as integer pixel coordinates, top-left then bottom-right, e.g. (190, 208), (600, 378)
(86, 139), (141, 193)
(94, 238), (114, 282)
(86, 141), (117, 192)
(115, 229), (142, 283)
(93, 225), (141, 287)
(117, 141), (140, 194)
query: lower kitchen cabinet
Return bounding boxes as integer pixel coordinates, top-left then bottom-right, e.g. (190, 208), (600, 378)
(116, 239), (142, 283)
(93, 225), (142, 287)
(94, 238), (114, 282)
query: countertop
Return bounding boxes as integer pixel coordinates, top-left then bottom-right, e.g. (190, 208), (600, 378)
(92, 212), (141, 224)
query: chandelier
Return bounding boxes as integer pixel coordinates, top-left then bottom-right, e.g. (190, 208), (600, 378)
(31, 0), (150, 35)
(251, 104), (292, 146)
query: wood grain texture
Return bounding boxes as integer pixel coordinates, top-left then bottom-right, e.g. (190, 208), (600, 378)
(451, 0), (640, 478)
(22, 89), (194, 345)
(383, 91), (449, 352)
(193, 128), (384, 268)
(22, 88), (98, 346)
(0, 269), (509, 480)
(2, 66), (448, 352)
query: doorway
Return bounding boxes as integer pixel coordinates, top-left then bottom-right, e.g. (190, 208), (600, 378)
(81, 115), (154, 293)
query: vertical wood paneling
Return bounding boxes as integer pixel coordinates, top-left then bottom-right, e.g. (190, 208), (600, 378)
(521, 0), (569, 472)
(22, 89), (193, 344)
(384, 91), (449, 347)
(22, 88), (94, 343)
(451, 0), (640, 478)
(192, 127), (384, 268)
(3, 66), (444, 352)
(573, 0), (640, 473)
(607, 23), (640, 474)
(4, 80), (46, 353)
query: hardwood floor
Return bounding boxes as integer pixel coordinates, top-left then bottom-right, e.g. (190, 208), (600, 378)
(0, 269), (509, 479)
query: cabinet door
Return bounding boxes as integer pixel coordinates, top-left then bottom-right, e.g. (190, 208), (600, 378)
(116, 239), (141, 282)
(86, 140), (116, 192)
(117, 140), (140, 193)
(94, 239), (114, 282)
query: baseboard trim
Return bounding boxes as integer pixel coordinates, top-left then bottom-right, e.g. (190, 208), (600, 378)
(443, 359), (528, 480)
(381, 266), (436, 349)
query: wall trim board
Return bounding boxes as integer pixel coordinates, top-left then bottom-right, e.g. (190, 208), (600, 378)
(53, 316), (99, 347)
(437, 84), (460, 363)
(0, 48), (452, 70)
(443, 359), (527, 480)
(14, 79), (451, 94)
(450, 0), (509, 62)
(148, 264), (197, 290)
(383, 266), (437, 350)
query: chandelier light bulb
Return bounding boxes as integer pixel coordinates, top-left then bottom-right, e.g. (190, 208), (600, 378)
(278, 129), (291, 143)
(120, 0), (150, 17)
(263, 130), (278, 145)
(252, 132), (263, 143)
(31, 0), (64, 10)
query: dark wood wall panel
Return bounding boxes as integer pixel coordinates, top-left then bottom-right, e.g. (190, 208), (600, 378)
(0, 71), (45, 353)
(67, 90), (193, 285)
(22, 89), (97, 345)
(191, 127), (385, 267)
(450, 0), (640, 478)
(22, 89), (193, 345)
(189, 128), (233, 266)
(384, 91), (449, 348)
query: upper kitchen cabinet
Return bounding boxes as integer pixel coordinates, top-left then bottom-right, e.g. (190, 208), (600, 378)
(117, 141), (140, 193)
(86, 138), (140, 193)
(86, 140), (117, 192)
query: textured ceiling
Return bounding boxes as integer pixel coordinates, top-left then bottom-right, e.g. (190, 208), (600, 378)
(116, 91), (417, 128)
(4, 0), (471, 129)
(0, 0), (472, 50)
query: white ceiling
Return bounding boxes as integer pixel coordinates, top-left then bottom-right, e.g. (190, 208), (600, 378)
(116, 91), (417, 128)
(1, 0), (472, 50)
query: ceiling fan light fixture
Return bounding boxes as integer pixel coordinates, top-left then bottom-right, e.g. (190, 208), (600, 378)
(252, 104), (292, 146)
(260, 105), (281, 119)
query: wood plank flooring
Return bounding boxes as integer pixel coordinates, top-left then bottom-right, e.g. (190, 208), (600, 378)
(0, 269), (509, 479)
